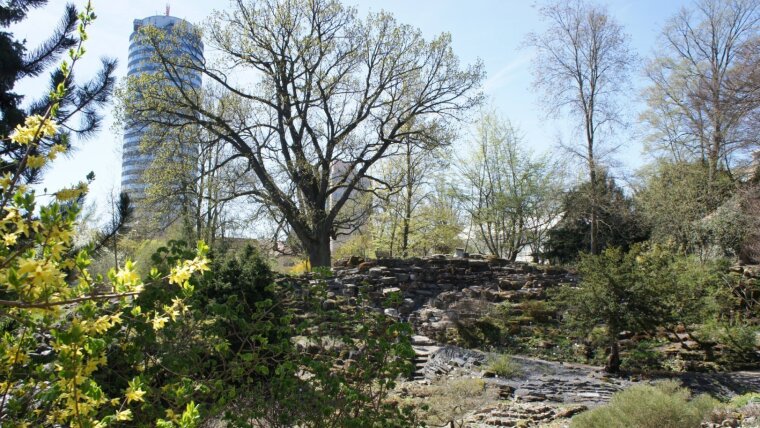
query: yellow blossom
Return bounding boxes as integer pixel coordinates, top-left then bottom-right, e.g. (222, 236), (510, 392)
(163, 300), (183, 321)
(4, 232), (18, 246)
(55, 183), (88, 202)
(4, 345), (29, 365)
(87, 315), (114, 334)
(125, 384), (146, 404)
(109, 313), (122, 325)
(151, 315), (169, 331)
(47, 144), (67, 160)
(8, 115), (57, 145)
(0, 172), (12, 189)
(168, 265), (192, 286)
(9, 127), (36, 145)
(16, 258), (63, 298)
(26, 155), (46, 169)
(26, 115), (58, 136)
(115, 409), (133, 421)
(114, 261), (140, 286)
(3, 207), (19, 222)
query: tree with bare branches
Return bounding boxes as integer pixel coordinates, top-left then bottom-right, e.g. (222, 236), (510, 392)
(526, 0), (635, 254)
(372, 125), (451, 258)
(641, 0), (760, 187)
(120, 0), (483, 267)
(457, 113), (563, 261)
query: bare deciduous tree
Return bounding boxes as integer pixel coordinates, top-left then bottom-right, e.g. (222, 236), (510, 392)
(457, 113), (562, 261)
(373, 126), (451, 258)
(526, 0), (635, 254)
(641, 0), (760, 185)
(122, 0), (483, 266)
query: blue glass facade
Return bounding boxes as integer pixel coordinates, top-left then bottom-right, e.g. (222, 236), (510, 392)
(120, 16), (204, 207)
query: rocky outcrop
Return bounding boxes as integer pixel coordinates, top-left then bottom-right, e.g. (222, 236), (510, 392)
(417, 345), (634, 406)
(410, 344), (760, 427)
(461, 402), (587, 428)
(327, 256), (576, 341)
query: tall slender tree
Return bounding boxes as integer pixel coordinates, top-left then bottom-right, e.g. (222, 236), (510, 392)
(526, 0), (635, 254)
(373, 125), (450, 257)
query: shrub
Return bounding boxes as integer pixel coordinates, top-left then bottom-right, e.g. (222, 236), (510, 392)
(396, 377), (496, 426)
(731, 392), (760, 408)
(521, 300), (555, 323)
(289, 259), (311, 274)
(0, 6), (209, 426)
(100, 245), (419, 426)
(571, 380), (718, 428)
(448, 378), (487, 397)
(695, 321), (760, 368)
(487, 354), (522, 378)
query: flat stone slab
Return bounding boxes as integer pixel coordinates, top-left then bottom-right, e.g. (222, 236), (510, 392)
(381, 287), (401, 295)
(411, 335), (436, 346)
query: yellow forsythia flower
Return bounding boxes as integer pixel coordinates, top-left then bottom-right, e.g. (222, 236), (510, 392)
(114, 260), (140, 286)
(125, 381), (146, 404)
(26, 155), (46, 169)
(168, 265), (192, 286)
(54, 182), (88, 202)
(151, 315), (169, 331)
(3, 232), (18, 246)
(9, 115), (58, 144)
(115, 409), (133, 421)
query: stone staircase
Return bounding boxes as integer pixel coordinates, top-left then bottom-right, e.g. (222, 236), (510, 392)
(411, 335), (439, 380)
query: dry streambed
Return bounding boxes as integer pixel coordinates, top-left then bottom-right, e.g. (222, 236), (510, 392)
(395, 338), (760, 427)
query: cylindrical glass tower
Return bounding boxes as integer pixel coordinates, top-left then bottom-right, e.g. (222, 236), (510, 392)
(120, 15), (203, 208)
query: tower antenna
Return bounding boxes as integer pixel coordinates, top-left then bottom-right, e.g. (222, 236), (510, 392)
(165, 3), (170, 16)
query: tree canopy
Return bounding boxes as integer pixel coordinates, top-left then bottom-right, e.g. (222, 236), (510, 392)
(641, 0), (760, 182)
(120, 0), (483, 267)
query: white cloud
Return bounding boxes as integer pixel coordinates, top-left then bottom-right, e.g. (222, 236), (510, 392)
(483, 52), (532, 93)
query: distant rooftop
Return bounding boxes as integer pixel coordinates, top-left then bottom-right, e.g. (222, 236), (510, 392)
(133, 15), (191, 32)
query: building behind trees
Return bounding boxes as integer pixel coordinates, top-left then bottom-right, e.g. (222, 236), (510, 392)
(120, 14), (204, 222)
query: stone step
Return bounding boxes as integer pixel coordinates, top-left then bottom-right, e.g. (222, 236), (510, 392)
(411, 335), (436, 346)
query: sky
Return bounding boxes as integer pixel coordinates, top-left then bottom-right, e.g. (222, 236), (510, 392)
(11, 0), (693, 220)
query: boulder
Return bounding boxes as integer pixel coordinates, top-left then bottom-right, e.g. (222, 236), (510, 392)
(347, 255), (364, 267)
(357, 261), (377, 272)
(384, 308), (399, 318)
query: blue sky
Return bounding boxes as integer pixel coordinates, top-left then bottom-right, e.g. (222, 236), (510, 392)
(11, 0), (692, 217)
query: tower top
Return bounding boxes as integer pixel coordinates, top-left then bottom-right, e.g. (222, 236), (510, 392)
(165, 3), (170, 16)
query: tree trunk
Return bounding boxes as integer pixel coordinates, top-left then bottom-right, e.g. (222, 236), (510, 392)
(401, 215), (410, 258)
(389, 214), (397, 258)
(401, 143), (413, 258)
(606, 338), (620, 373)
(589, 165), (599, 254)
(306, 234), (332, 268)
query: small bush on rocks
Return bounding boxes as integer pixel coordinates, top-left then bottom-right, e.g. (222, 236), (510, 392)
(571, 380), (718, 428)
(395, 377), (496, 427)
(487, 354), (522, 378)
(731, 392), (760, 408)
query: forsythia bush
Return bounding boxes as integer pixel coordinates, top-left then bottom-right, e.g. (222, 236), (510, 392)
(0, 3), (209, 426)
